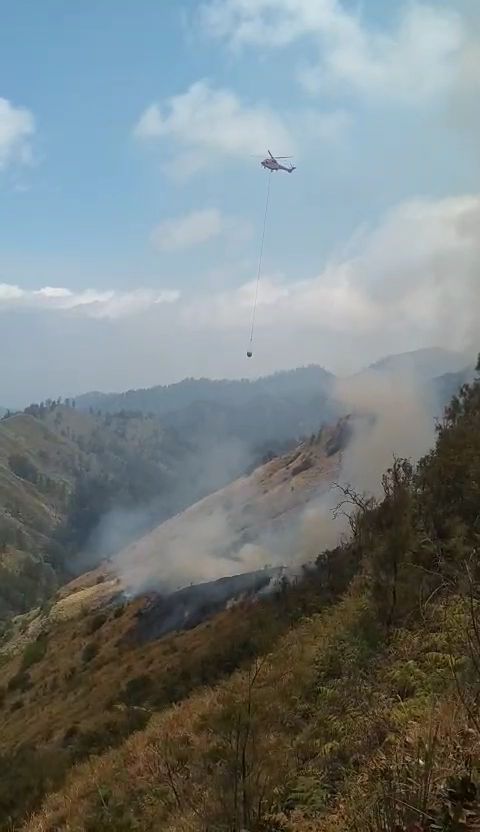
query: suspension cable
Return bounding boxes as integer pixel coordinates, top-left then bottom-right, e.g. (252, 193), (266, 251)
(249, 171), (272, 346)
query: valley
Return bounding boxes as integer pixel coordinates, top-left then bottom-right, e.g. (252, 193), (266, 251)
(0, 349), (478, 830)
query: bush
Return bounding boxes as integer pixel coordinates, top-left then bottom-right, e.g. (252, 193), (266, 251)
(85, 612), (107, 635)
(21, 635), (48, 670)
(119, 674), (153, 706)
(8, 453), (39, 484)
(8, 671), (32, 693)
(62, 724), (80, 746)
(81, 642), (99, 664)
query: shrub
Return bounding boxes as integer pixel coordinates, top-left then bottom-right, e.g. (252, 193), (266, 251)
(119, 674), (153, 706)
(81, 642), (99, 664)
(21, 635), (48, 670)
(85, 612), (107, 635)
(8, 671), (32, 693)
(62, 725), (80, 746)
(8, 453), (39, 484)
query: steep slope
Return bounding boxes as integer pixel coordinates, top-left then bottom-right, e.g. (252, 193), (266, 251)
(0, 423), (349, 830)
(19, 361), (480, 832)
(77, 366), (339, 448)
(0, 411), (85, 617)
(111, 420), (345, 596)
(77, 365), (335, 415)
(0, 405), (191, 617)
(367, 346), (465, 379)
(76, 351), (465, 451)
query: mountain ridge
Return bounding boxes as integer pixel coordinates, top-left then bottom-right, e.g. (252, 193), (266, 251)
(3, 357), (480, 831)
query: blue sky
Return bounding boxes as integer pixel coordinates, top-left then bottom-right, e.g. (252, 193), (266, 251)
(1, 0), (479, 405)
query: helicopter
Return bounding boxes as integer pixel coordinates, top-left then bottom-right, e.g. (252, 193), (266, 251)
(246, 149), (296, 359)
(260, 150), (295, 173)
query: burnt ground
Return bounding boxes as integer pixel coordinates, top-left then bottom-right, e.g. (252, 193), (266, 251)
(125, 568), (283, 645)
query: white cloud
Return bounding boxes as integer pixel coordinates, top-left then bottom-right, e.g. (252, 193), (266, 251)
(152, 208), (223, 251)
(133, 80), (350, 178)
(200, 0), (466, 103)
(35, 286), (73, 299)
(0, 283), (25, 300)
(3, 195), (478, 349)
(0, 98), (35, 170)
(151, 208), (252, 252)
(134, 80), (293, 172)
(3, 193), (480, 401)
(0, 284), (179, 320)
(181, 193), (480, 355)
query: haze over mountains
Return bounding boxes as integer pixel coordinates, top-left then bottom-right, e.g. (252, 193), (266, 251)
(74, 347), (472, 450)
(0, 345), (472, 622)
(0, 346), (479, 831)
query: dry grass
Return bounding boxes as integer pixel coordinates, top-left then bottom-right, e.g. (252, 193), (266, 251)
(20, 589), (480, 832)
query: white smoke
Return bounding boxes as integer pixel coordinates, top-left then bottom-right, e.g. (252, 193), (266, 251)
(334, 370), (437, 498)
(98, 354), (461, 599)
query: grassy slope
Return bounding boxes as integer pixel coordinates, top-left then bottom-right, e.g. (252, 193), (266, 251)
(0, 561), (351, 830)
(0, 412), (77, 536)
(0, 426), (345, 829)
(20, 365), (480, 831)
(0, 406), (189, 618)
(0, 424), (349, 829)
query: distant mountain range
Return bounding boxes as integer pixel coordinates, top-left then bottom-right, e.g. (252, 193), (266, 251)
(77, 365), (339, 450)
(76, 348), (473, 449)
(77, 364), (335, 415)
(0, 346), (473, 620)
(366, 346), (467, 379)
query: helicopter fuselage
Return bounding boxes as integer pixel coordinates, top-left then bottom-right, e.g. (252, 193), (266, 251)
(261, 158), (294, 173)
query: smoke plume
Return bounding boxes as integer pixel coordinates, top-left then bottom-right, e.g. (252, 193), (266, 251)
(105, 362), (443, 597)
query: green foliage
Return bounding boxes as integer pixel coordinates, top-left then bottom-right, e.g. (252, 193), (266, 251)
(284, 774), (328, 813)
(55, 474), (115, 557)
(21, 634), (48, 670)
(417, 357), (480, 548)
(120, 674), (153, 706)
(0, 744), (69, 830)
(0, 556), (57, 622)
(8, 452), (39, 484)
(5, 356), (480, 832)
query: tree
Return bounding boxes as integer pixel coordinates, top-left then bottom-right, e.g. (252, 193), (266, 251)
(8, 454), (39, 485)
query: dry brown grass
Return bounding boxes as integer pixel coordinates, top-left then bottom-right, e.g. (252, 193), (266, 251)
(21, 589), (480, 832)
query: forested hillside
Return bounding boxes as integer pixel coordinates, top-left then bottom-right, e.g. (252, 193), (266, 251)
(77, 366), (340, 450)
(76, 352), (473, 453)
(77, 366), (336, 415)
(0, 403), (193, 618)
(0, 358), (476, 831)
(0, 390), (325, 620)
